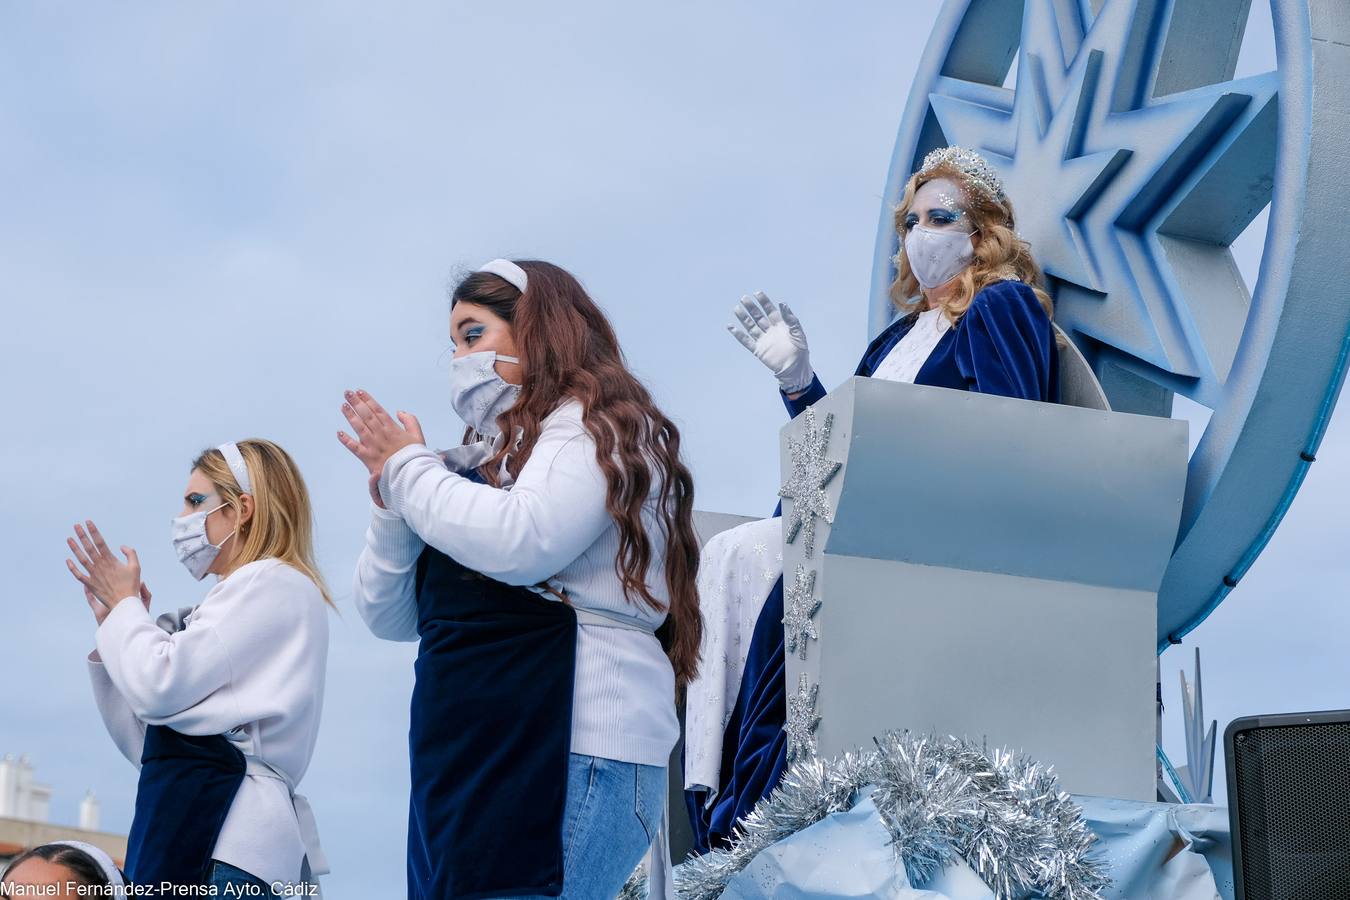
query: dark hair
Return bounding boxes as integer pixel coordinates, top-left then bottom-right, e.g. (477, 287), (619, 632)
(1, 843), (114, 888)
(451, 260), (703, 687)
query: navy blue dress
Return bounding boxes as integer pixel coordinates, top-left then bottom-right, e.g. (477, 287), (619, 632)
(686, 280), (1060, 852)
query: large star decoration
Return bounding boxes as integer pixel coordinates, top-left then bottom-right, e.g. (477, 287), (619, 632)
(785, 672), (821, 762)
(782, 564), (821, 660)
(778, 407), (842, 559)
(925, 0), (1278, 406)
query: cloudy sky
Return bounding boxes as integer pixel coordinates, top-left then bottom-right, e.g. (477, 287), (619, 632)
(2, 2), (1336, 896)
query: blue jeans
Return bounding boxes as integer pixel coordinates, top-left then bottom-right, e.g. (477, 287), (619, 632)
(485, 752), (667, 900)
(207, 859), (277, 896)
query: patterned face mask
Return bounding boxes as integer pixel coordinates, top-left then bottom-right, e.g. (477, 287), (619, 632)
(903, 225), (977, 289)
(171, 499), (235, 581)
(449, 350), (522, 438)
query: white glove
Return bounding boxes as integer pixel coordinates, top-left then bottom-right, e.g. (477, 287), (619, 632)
(726, 292), (814, 394)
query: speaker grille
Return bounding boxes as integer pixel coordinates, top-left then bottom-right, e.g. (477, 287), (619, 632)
(1232, 720), (1350, 899)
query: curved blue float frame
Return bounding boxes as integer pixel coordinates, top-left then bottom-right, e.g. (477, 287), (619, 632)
(870, 0), (1350, 653)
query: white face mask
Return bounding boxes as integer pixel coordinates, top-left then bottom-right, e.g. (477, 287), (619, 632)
(450, 350), (521, 438)
(903, 225), (977, 290)
(171, 500), (236, 581)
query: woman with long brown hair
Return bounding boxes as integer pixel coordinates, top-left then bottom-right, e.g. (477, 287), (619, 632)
(342, 259), (701, 899)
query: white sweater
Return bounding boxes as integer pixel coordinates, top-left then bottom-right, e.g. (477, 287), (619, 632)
(353, 399), (680, 766)
(88, 558), (330, 887)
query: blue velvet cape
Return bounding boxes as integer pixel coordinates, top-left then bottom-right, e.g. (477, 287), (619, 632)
(686, 280), (1060, 853)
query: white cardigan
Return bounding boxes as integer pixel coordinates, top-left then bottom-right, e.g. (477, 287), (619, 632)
(352, 399), (680, 767)
(88, 558), (330, 887)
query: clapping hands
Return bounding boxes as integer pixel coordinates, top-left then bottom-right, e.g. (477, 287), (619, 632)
(66, 521), (151, 625)
(337, 388), (426, 509)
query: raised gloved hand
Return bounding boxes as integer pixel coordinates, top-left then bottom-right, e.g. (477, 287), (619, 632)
(726, 292), (814, 394)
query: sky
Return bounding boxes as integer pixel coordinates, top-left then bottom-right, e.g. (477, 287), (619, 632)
(0, 2), (1336, 896)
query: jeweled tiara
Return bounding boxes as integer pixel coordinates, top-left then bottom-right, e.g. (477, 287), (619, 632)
(915, 146), (1007, 203)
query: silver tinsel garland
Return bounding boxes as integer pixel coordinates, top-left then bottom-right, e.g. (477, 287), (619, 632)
(618, 731), (1109, 900)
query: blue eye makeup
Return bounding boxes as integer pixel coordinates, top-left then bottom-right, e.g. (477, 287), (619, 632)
(449, 322), (486, 350)
(187, 492), (208, 507)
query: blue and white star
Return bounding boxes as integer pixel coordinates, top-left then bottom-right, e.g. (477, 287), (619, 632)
(925, 0), (1277, 407)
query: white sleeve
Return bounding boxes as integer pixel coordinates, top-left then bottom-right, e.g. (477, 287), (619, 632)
(95, 596), (235, 727)
(87, 650), (147, 768)
(379, 404), (616, 586)
(352, 503), (425, 642)
(94, 563), (317, 734)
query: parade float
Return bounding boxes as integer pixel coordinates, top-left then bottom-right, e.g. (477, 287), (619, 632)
(636, 1), (1350, 897)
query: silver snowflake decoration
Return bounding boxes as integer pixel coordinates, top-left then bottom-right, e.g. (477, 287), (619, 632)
(782, 564), (821, 660)
(784, 672), (820, 762)
(778, 407), (842, 559)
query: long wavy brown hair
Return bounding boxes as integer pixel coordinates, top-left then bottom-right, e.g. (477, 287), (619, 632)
(451, 260), (702, 687)
(891, 161), (1054, 328)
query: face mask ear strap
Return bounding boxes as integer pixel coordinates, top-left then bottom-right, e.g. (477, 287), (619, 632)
(201, 499), (236, 547)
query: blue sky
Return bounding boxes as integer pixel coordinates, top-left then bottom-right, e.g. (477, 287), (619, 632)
(2, 3), (1336, 896)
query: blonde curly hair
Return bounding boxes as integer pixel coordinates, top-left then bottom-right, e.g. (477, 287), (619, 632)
(890, 161), (1054, 329)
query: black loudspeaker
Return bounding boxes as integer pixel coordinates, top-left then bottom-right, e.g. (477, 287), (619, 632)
(1225, 710), (1350, 900)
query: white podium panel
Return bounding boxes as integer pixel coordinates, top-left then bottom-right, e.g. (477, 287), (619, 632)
(779, 377), (1188, 800)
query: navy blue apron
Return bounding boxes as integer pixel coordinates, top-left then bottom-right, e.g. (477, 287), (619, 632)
(406, 475), (579, 900)
(125, 724), (247, 890)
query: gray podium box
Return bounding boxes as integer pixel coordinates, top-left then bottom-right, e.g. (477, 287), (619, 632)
(780, 377), (1188, 801)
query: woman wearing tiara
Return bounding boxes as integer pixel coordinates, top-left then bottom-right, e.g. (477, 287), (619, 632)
(684, 146), (1061, 852)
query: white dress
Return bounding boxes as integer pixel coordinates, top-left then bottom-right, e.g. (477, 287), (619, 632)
(870, 305), (953, 384)
(684, 516), (785, 798)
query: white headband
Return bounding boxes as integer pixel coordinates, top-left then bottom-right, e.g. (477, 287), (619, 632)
(45, 840), (126, 889)
(217, 442), (253, 494)
(476, 258), (528, 293)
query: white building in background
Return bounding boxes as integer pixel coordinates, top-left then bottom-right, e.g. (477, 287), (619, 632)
(0, 755), (124, 870)
(79, 791), (101, 832)
(0, 756), (52, 823)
